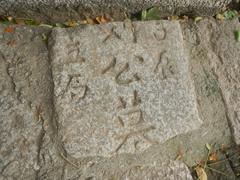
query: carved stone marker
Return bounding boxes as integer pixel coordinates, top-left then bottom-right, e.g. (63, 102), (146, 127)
(50, 21), (201, 158)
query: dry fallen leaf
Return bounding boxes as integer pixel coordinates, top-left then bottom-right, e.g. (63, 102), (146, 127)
(15, 18), (26, 25)
(96, 15), (109, 24)
(86, 18), (96, 25)
(195, 166), (208, 180)
(216, 14), (225, 21)
(7, 16), (13, 22)
(209, 152), (218, 162)
(206, 143), (212, 151)
(220, 144), (231, 153)
(175, 148), (184, 160)
(194, 16), (203, 23)
(168, 16), (179, 21)
(79, 20), (88, 25)
(179, 15), (189, 23)
(4, 26), (14, 33)
(67, 20), (77, 27)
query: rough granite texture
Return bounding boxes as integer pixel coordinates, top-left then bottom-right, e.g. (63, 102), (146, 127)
(49, 20), (201, 158)
(0, 25), (52, 179)
(0, 22), (197, 180)
(1, 18), (240, 179)
(182, 18), (240, 145)
(81, 160), (193, 180)
(0, 0), (231, 22)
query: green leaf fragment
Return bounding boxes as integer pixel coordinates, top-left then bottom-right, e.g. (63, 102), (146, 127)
(141, 7), (161, 21)
(206, 143), (211, 151)
(39, 24), (54, 28)
(223, 10), (238, 20)
(235, 30), (240, 42)
(141, 10), (147, 20)
(42, 33), (47, 41)
(0, 16), (12, 25)
(56, 23), (66, 28)
(194, 16), (203, 23)
(0, 20), (11, 25)
(24, 19), (39, 25)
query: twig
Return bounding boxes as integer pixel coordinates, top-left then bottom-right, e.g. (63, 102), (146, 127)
(204, 145), (212, 170)
(207, 153), (238, 166)
(205, 166), (233, 177)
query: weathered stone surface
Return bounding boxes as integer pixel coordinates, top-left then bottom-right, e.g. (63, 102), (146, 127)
(0, 0), (231, 23)
(49, 20), (201, 158)
(0, 25), (52, 179)
(82, 160), (193, 180)
(209, 19), (240, 145)
(182, 18), (240, 145)
(1, 18), (238, 179)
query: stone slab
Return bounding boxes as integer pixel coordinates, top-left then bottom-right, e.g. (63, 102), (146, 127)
(82, 160), (193, 180)
(0, 0), (231, 23)
(182, 18), (240, 145)
(49, 20), (201, 158)
(0, 25), (52, 179)
(210, 19), (240, 145)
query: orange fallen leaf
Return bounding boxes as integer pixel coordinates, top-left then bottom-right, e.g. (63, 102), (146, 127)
(209, 152), (218, 162)
(67, 20), (77, 27)
(195, 166), (208, 180)
(4, 26), (14, 33)
(96, 15), (109, 24)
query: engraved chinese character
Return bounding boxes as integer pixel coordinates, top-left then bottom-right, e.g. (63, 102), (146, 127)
(154, 51), (177, 79)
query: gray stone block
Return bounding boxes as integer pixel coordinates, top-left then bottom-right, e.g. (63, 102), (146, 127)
(0, 0), (231, 23)
(210, 19), (240, 145)
(49, 20), (201, 158)
(0, 25), (52, 179)
(182, 18), (240, 145)
(82, 160), (193, 180)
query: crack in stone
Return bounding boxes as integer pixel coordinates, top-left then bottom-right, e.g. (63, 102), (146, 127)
(45, 30), (83, 171)
(35, 115), (46, 179)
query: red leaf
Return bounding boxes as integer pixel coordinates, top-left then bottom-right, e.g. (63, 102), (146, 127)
(4, 26), (14, 33)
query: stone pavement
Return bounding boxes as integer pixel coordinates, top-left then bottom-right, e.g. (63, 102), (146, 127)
(0, 18), (239, 179)
(0, 0), (231, 22)
(183, 18), (240, 146)
(0, 26), (52, 179)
